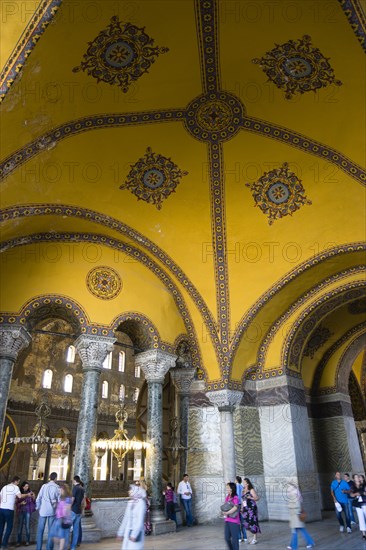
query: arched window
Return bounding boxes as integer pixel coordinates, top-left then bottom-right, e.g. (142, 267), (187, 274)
(118, 351), (125, 372)
(134, 365), (141, 378)
(64, 374), (73, 393)
(42, 369), (53, 389)
(103, 352), (112, 369)
(119, 384), (125, 401)
(133, 387), (139, 402)
(66, 345), (75, 363)
(102, 380), (109, 399)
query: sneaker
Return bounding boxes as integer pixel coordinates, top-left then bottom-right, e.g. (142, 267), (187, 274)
(306, 546), (315, 549)
(287, 547), (293, 549)
(250, 541), (257, 545)
(346, 527), (352, 533)
(340, 526), (344, 532)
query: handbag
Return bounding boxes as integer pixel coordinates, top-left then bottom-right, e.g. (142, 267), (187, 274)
(298, 510), (306, 522)
(220, 500), (239, 518)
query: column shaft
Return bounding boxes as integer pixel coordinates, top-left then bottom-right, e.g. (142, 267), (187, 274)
(146, 381), (164, 509)
(219, 408), (236, 483)
(0, 358), (15, 436)
(179, 394), (189, 475)
(0, 325), (31, 436)
(74, 368), (101, 494)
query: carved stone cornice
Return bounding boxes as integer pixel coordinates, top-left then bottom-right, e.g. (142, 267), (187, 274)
(206, 389), (243, 412)
(74, 335), (116, 371)
(0, 324), (31, 361)
(170, 367), (196, 395)
(135, 349), (176, 383)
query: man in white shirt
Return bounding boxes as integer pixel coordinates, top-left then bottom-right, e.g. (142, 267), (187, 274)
(0, 475), (31, 549)
(177, 474), (194, 527)
(36, 472), (60, 550)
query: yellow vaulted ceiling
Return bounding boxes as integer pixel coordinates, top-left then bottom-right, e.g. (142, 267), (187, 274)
(1, 0), (365, 388)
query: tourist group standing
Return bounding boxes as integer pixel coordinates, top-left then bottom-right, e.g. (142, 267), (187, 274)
(0, 472), (84, 550)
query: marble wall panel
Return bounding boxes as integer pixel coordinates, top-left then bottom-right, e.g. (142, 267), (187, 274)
(234, 406), (264, 476)
(187, 406), (223, 477)
(92, 498), (128, 538)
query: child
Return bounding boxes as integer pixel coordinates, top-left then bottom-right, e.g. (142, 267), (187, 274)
(164, 482), (177, 524)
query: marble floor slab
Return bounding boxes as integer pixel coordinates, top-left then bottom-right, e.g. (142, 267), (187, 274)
(14, 512), (366, 550)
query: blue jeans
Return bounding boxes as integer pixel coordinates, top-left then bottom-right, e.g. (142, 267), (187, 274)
(290, 527), (315, 550)
(238, 513), (247, 540)
(336, 502), (351, 529)
(18, 511), (31, 543)
(36, 515), (55, 550)
(70, 512), (81, 549)
(0, 508), (14, 548)
(224, 521), (240, 550)
(181, 498), (193, 526)
(347, 498), (356, 523)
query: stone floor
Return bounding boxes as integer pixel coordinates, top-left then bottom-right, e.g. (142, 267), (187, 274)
(10, 513), (366, 550)
(66, 512), (365, 550)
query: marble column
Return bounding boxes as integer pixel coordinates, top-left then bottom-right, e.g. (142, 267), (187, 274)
(74, 334), (115, 497)
(135, 349), (176, 528)
(206, 389), (242, 483)
(170, 366), (196, 477)
(0, 324), (31, 436)
(256, 375), (321, 521)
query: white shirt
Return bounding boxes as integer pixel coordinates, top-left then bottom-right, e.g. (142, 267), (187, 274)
(177, 480), (192, 500)
(0, 483), (20, 510)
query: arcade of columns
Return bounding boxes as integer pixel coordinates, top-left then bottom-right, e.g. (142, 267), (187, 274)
(0, 323), (364, 529)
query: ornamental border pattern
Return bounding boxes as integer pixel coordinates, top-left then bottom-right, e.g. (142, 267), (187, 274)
(312, 323), (366, 395)
(0, 203), (219, 353)
(338, 0), (366, 51)
(0, 0), (62, 103)
(256, 266), (365, 369)
(282, 282), (366, 368)
(1, 111), (364, 185)
(111, 311), (161, 350)
(0, 232), (204, 371)
(228, 243), (366, 362)
(195, 0), (221, 93)
(334, 332), (366, 394)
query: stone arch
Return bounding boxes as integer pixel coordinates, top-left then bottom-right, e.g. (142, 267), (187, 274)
(19, 294), (90, 336)
(335, 332), (366, 394)
(111, 313), (160, 352)
(283, 284), (366, 371)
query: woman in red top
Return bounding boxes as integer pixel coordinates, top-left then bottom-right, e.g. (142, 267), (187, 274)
(222, 482), (240, 550)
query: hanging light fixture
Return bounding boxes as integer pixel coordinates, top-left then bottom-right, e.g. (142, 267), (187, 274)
(10, 402), (68, 471)
(93, 403), (150, 468)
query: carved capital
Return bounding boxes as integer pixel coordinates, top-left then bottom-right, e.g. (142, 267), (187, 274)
(74, 335), (116, 370)
(170, 367), (196, 395)
(135, 349), (176, 383)
(206, 389), (242, 411)
(0, 324), (31, 361)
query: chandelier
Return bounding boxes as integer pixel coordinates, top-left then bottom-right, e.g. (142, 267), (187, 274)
(94, 404), (149, 468)
(10, 402), (68, 470)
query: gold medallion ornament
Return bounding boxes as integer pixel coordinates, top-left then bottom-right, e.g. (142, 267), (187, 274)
(253, 35), (342, 99)
(120, 147), (188, 209)
(73, 16), (168, 92)
(86, 266), (122, 300)
(246, 162), (311, 225)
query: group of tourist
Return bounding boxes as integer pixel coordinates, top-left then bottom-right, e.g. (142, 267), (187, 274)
(331, 470), (366, 540)
(0, 473), (85, 550)
(222, 476), (261, 550)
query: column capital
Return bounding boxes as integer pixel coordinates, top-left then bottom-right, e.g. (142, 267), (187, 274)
(135, 349), (176, 383)
(74, 334), (116, 371)
(0, 324), (31, 361)
(206, 389), (242, 411)
(170, 367), (196, 395)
